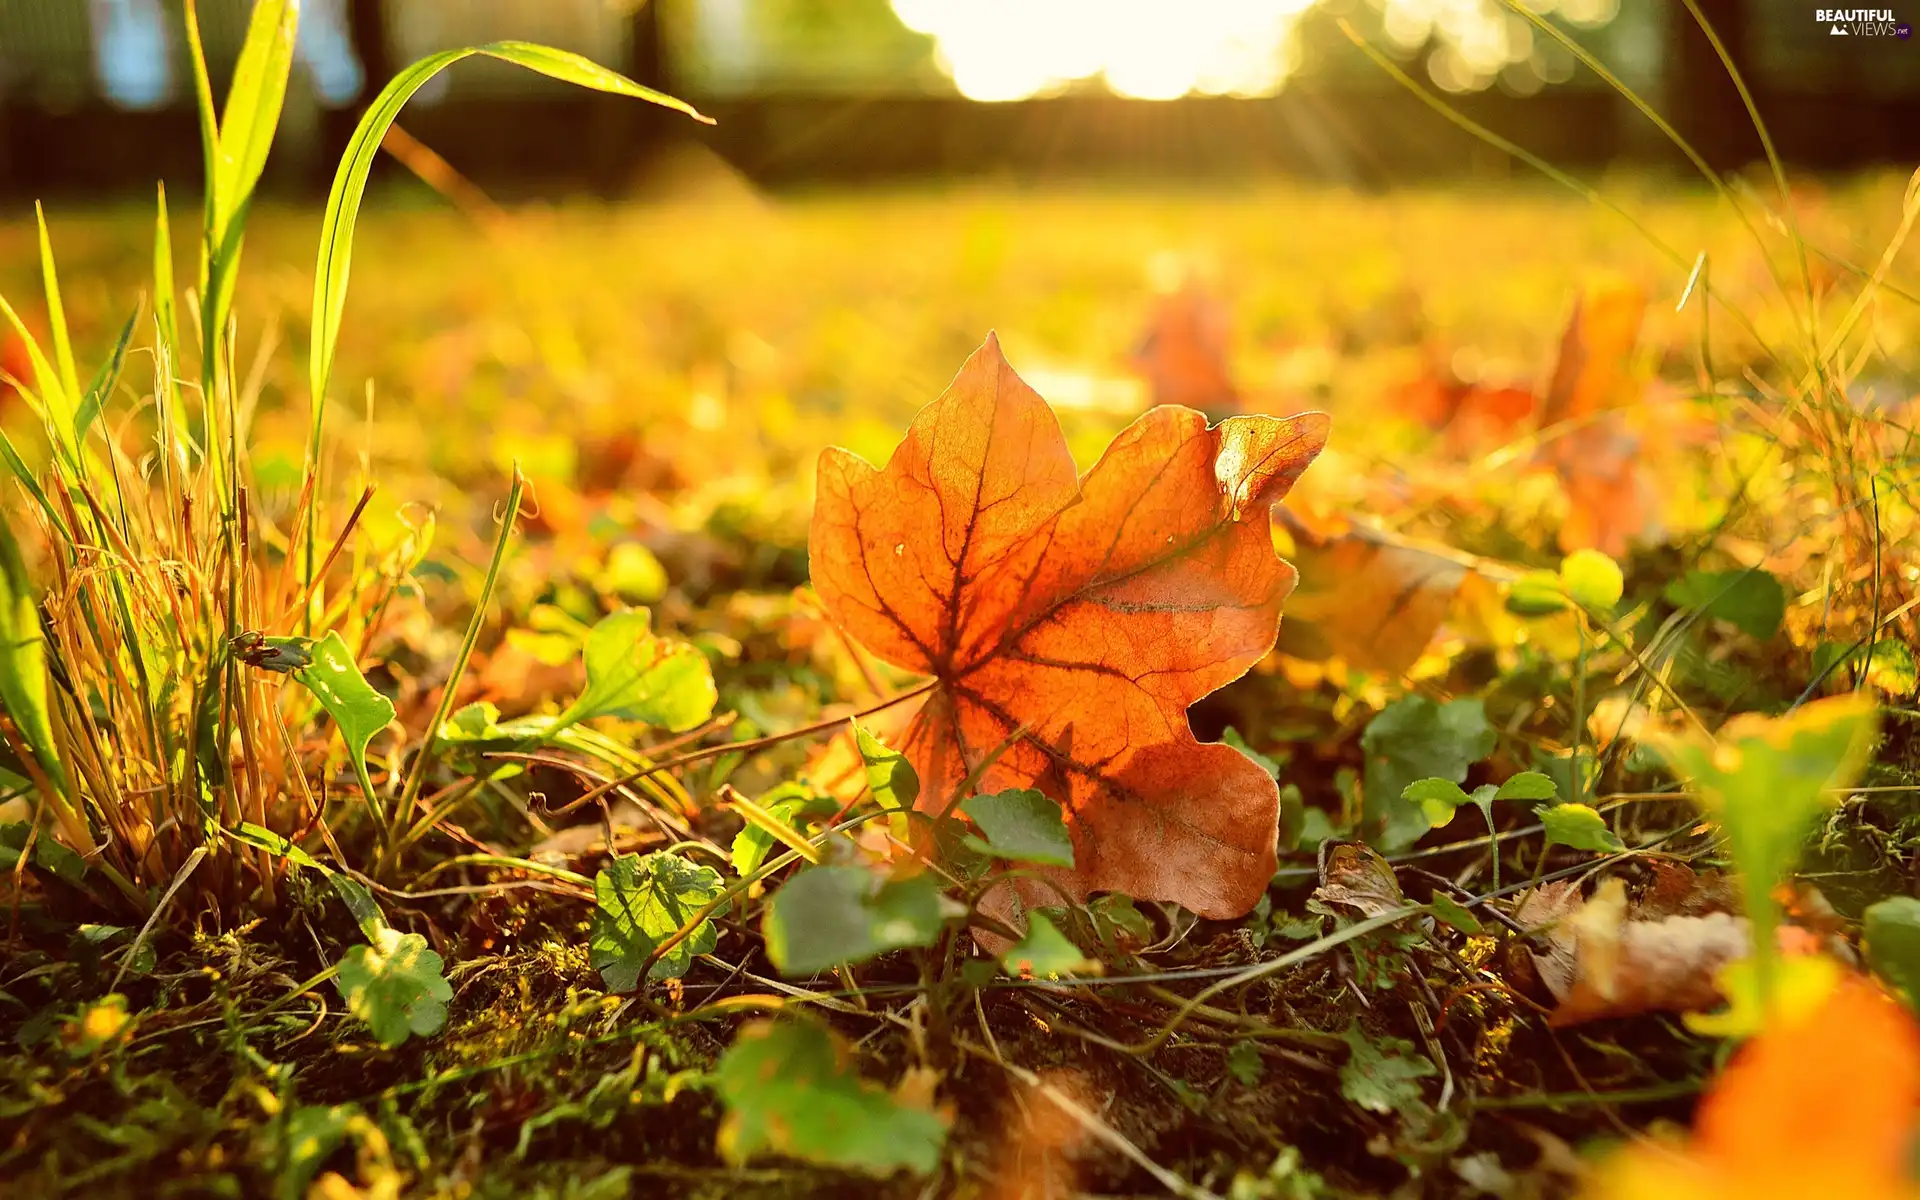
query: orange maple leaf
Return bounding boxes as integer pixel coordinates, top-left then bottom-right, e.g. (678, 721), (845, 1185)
(1537, 280), (1661, 557)
(1394, 358), (1535, 452)
(1128, 281), (1241, 415)
(1585, 974), (1920, 1200)
(809, 334), (1327, 920)
(1539, 280), (1647, 431)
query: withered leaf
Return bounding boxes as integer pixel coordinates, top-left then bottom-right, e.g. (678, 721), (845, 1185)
(1537, 280), (1660, 557)
(1276, 509), (1474, 675)
(1539, 281), (1647, 431)
(1129, 280), (1240, 415)
(1395, 361), (1535, 451)
(1518, 877), (1834, 1028)
(810, 334), (1327, 921)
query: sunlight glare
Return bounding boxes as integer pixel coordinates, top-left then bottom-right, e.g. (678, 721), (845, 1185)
(892, 0), (1620, 100)
(891, 0), (1318, 102)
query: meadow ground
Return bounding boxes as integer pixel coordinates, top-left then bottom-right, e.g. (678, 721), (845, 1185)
(2, 171), (1918, 1198)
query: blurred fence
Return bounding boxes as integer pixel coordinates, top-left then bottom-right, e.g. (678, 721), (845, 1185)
(1, 0), (1917, 198)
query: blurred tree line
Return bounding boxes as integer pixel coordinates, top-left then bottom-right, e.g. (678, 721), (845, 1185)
(0, 0), (1914, 188)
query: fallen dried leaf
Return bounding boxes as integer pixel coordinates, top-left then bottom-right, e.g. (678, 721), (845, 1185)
(1130, 280), (1239, 414)
(1542, 881), (1747, 1026)
(1516, 877), (1830, 1027)
(1395, 359), (1535, 452)
(983, 1068), (1092, 1200)
(1539, 281), (1646, 433)
(1635, 860), (1740, 921)
(1275, 510), (1475, 676)
(1536, 281), (1660, 556)
(810, 334), (1327, 922)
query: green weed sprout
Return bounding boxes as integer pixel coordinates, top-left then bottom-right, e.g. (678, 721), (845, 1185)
(1642, 694), (1878, 1017)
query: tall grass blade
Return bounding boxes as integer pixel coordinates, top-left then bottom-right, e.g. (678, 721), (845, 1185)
(1336, 20), (1771, 354)
(112, 846), (207, 991)
(153, 182), (199, 463)
(154, 182), (178, 350)
(202, 0), (300, 379)
(34, 204), (80, 407)
(396, 469), (523, 813)
(214, 0), (298, 237)
(29, 207), (82, 462)
(1677, 0), (1818, 348)
(181, 0), (220, 241)
(75, 308), (138, 445)
(180, 0), (222, 491)
(307, 41), (710, 445)
(1498, 0), (1811, 366)
(1813, 170), (1920, 372)
(0, 431), (68, 540)
(0, 511), (65, 795)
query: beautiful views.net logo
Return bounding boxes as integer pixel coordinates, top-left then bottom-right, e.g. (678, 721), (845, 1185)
(1816, 7), (1913, 35)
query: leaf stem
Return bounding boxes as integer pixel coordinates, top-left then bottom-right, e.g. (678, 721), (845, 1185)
(1573, 618), (1588, 808)
(520, 679), (939, 821)
(394, 468), (523, 820)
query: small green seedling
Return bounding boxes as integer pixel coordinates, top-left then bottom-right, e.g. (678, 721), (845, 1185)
(960, 788), (1075, 867)
(335, 928), (453, 1049)
(1401, 770), (1559, 892)
(592, 851), (728, 991)
(1643, 694), (1878, 1014)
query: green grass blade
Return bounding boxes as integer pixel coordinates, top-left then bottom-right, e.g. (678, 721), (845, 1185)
(1501, 1), (1721, 192)
(182, 0), (221, 419)
(1813, 171), (1920, 372)
(0, 510), (65, 795)
(327, 872), (390, 941)
(475, 41), (713, 115)
(1336, 19), (1773, 358)
(215, 0), (298, 241)
(74, 308), (138, 446)
(1498, 0), (1809, 368)
(34, 204), (82, 424)
(1676, 0), (1820, 360)
(0, 429), (70, 542)
(153, 182), (178, 351)
(307, 41), (711, 446)
(395, 469), (523, 813)
(153, 182), (199, 463)
(182, 0), (220, 283)
(201, 0), (299, 389)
